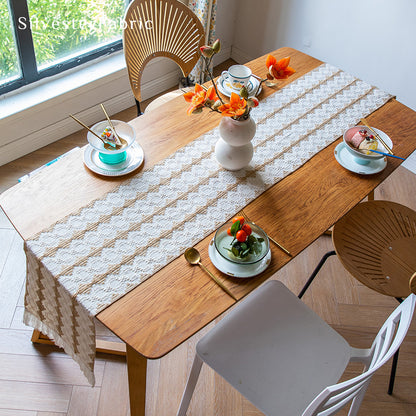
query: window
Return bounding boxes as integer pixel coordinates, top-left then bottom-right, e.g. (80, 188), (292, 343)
(0, 0), (21, 85)
(1, 0), (127, 95)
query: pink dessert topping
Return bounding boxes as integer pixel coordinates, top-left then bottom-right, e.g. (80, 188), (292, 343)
(347, 129), (377, 151)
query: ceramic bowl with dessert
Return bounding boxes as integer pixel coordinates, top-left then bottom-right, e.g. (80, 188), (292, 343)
(87, 120), (136, 165)
(208, 216), (271, 278)
(343, 125), (393, 165)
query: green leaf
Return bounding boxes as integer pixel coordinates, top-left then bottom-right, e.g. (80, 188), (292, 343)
(230, 220), (240, 235)
(251, 241), (262, 255)
(241, 248), (250, 257)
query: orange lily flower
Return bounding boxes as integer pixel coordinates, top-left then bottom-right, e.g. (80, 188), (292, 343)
(218, 92), (247, 118)
(183, 84), (218, 115)
(266, 55), (296, 79)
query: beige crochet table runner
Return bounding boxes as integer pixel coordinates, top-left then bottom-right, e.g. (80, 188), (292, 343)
(23, 63), (392, 385)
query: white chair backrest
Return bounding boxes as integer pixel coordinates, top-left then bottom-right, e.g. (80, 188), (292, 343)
(303, 293), (416, 416)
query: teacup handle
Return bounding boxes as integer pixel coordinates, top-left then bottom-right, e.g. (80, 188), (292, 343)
(221, 70), (229, 80)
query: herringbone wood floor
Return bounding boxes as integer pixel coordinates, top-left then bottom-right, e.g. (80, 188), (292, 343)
(1, 69), (416, 414)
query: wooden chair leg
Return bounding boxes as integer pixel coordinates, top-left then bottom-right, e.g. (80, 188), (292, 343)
(31, 329), (126, 356)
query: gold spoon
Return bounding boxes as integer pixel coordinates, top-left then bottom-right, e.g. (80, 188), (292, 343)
(100, 103), (123, 146)
(240, 211), (292, 256)
(99, 111), (129, 150)
(360, 118), (394, 155)
(69, 114), (127, 150)
(102, 139), (128, 151)
(184, 247), (237, 301)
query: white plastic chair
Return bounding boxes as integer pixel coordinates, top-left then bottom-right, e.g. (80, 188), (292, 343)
(177, 280), (415, 416)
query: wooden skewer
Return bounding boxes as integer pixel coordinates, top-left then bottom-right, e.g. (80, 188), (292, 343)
(100, 104), (122, 146)
(69, 114), (106, 144)
(360, 118), (394, 155)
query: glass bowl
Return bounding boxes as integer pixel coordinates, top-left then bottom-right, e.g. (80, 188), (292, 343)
(343, 125), (392, 164)
(214, 221), (270, 265)
(87, 120), (136, 165)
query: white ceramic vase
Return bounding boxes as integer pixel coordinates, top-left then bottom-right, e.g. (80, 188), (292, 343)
(215, 116), (256, 171)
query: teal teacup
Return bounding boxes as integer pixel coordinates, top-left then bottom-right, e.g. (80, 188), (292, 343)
(98, 151), (127, 165)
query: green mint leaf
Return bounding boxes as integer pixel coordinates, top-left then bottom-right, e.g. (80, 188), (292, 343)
(230, 220), (240, 235)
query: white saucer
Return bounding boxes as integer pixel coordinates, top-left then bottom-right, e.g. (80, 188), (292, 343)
(216, 75), (262, 98)
(83, 141), (144, 176)
(334, 142), (387, 175)
(208, 239), (271, 278)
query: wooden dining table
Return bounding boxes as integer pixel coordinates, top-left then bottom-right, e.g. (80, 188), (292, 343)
(1, 47), (416, 416)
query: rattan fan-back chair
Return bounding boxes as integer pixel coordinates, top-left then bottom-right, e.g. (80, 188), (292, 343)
(123, 0), (205, 115)
(411, 271), (416, 294)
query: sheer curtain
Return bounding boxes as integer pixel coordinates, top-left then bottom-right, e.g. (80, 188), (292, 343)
(188, 0), (217, 84)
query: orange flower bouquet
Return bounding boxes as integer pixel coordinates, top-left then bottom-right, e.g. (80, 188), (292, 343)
(183, 39), (259, 121)
(183, 40), (295, 120)
(182, 40), (296, 170)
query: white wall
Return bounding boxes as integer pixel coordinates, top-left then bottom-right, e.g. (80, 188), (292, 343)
(214, 0), (237, 54)
(232, 0), (416, 111)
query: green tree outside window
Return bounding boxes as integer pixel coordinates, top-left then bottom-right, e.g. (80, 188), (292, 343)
(1, 0), (125, 86)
